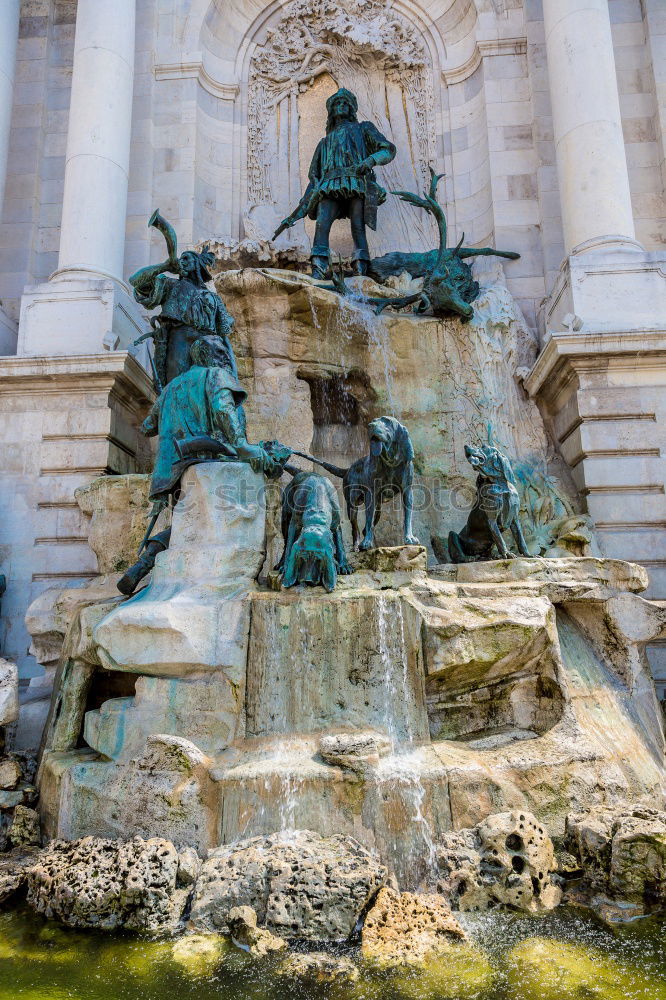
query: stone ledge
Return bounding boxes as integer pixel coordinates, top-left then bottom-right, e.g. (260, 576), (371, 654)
(429, 556), (648, 593)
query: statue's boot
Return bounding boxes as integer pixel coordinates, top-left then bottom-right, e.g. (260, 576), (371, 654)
(352, 249), (370, 276)
(117, 528), (171, 596)
(310, 251), (330, 280)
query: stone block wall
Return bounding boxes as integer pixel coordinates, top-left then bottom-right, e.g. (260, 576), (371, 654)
(1, 0), (665, 335)
(0, 353), (153, 679)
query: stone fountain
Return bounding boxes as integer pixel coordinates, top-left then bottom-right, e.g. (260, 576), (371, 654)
(31, 266), (666, 891)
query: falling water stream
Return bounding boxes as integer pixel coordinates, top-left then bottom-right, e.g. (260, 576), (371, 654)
(331, 288), (400, 418)
(376, 593), (438, 885)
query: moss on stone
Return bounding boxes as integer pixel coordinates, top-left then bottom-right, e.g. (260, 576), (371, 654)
(506, 936), (666, 1000)
(386, 941), (494, 999)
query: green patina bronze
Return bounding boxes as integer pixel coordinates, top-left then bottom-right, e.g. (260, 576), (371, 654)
(434, 443), (531, 563)
(276, 469), (353, 592)
(273, 88), (396, 278)
(117, 334), (288, 597)
(331, 169), (520, 322)
(130, 211), (236, 388)
(371, 170), (520, 320)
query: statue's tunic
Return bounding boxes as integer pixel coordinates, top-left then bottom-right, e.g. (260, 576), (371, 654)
(133, 274), (236, 385)
(143, 364), (247, 499)
(306, 120), (396, 228)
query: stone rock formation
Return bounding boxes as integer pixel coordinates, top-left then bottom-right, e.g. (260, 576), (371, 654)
(170, 934), (230, 977)
(276, 952), (360, 983)
(8, 805), (40, 847)
(0, 658), (18, 727)
(318, 730), (392, 773)
(361, 886), (466, 964)
(565, 802), (666, 920)
(227, 905), (287, 956)
(0, 846), (40, 905)
(26, 836), (194, 933)
(218, 267), (577, 556)
(189, 830), (387, 941)
(437, 810), (561, 913)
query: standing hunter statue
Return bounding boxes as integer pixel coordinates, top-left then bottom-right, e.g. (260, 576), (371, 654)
(130, 211), (236, 388)
(273, 88), (396, 278)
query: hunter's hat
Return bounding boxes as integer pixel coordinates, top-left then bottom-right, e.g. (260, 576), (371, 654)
(325, 88), (359, 131)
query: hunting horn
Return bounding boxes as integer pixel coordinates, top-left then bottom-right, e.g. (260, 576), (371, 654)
(148, 208), (178, 266)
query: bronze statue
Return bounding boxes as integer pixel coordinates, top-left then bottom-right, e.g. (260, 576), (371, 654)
(294, 416), (418, 551)
(130, 211), (236, 387)
(276, 470), (353, 592)
(438, 444), (531, 563)
(331, 170), (520, 322)
(273, 88), (396, 278)
(117, 335), (283, 596)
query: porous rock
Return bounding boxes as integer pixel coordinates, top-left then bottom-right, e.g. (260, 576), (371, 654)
(9, 805), (40, 847)
(437, 810), (561, 914)
(351, 545), (427, 573)
(26, 836), (192, 932)
(189, 830), (387, 941)
(0, 758), (21, 790)
(0, 846), (40, 905)
(227, 905), (286, 956)
(170, 934), (229, 977)
(361, 887), (466, 965)
(0, 659), (18, 727)
(319, 730), (392, 773)
(277, 952), (360, 983)
(565, 802), (666, 914)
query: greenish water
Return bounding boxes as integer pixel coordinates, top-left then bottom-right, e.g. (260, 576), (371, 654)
(0, 905), (664, 1000)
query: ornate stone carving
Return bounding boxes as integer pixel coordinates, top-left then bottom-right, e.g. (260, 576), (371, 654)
(247, 0), (437, 253)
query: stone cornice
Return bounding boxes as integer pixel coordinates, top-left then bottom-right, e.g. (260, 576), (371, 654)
(154, 60), (240, 101)
(524, 329), (666, 400)
(442, 37), (527, 85)
(0, 352), (155, 408)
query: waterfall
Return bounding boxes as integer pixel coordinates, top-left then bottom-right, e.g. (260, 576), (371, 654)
(376, 593), (437, 887)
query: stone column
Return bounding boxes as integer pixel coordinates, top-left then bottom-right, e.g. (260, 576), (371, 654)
(0, 1), (20, 354)
(18, 0), (145, 356)
(543, 0), (639, 256)
(0, 0), (20, 216)
(55, 0), (135, 283)
(533, 0), (666, 701)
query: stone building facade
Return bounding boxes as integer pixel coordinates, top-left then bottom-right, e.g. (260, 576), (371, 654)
(0, 1), (665, 695)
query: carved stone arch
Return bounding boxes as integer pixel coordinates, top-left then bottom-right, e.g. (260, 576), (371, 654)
(239, 0), (445, 255)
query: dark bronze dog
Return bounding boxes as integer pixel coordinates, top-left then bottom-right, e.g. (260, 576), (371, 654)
(445, 444), (530, 562)
(294, 415), (419, 551)
(277, 470), (353, 591)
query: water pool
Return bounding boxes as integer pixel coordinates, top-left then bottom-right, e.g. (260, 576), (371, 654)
(1, 905), (664, 1000)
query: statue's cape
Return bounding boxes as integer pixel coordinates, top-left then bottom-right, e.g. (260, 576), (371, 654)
(149, 365), (246, 499)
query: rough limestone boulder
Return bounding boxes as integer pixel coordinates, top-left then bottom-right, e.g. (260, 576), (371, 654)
(0, 758), (21, 789)
(8, 805), (40, 847)
(189, 830), (386, 941)
(170, 934), (230, 976)
(0, 658), (18, 727)
(318, 730), (392, 773)
(361, 887), (466, 965)
(565, 803), (666, 916)
(227, 905), (286, 956)
(277, 952), (360, 983)
(437, 810), (561, 913)
(26, 836), (196, 932)
(0, 846), (40, 905)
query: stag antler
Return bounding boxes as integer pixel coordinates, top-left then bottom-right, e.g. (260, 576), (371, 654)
(392, 167), (448, 271)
